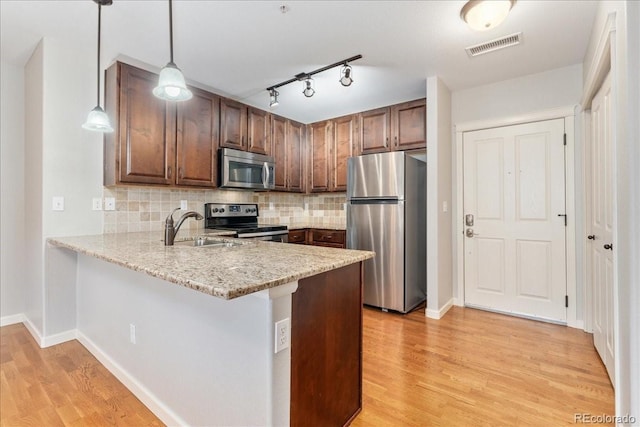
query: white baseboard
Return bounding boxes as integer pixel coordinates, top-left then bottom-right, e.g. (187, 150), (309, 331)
(0, 313), (25, 327)
(569, 319), (585, 331)
(453, 297), (464, 307)
(76, 331), (187, 427)
(42, 329), (77, 348)
(426, 298), (454, 320)
(23, 317), (44, 346)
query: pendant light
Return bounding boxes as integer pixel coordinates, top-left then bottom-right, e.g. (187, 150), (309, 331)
(153, 0), (192, 101)
(339, 63), (353, 87)
(82, 0), (114, 133)
(269, 89), (279, 108)
(302, 77), (315, 98)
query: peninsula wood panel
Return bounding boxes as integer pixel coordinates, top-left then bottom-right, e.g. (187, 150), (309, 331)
(291, 263), (362, 427)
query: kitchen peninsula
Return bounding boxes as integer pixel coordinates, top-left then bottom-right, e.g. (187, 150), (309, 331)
(46, 231), (374, 427)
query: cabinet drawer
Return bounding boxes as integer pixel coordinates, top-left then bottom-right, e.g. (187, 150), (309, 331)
(311, 229), (345, 245)
(288, 230), (307, 244)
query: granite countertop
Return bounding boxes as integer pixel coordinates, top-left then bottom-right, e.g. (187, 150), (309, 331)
(47, 231), (374, 300)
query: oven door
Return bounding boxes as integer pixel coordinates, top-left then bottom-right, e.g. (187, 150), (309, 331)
(238, 231), (288, 243)
(220, 149), (275, 190)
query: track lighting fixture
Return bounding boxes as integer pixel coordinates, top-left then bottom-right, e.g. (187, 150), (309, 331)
(340, 64), (353, 87)
(269, 89), (279, 108)
(266, 54), (362, 105)
(302, 78), (315, 98)
(83, 0), (113, 133)
(154, 0), (192, 101)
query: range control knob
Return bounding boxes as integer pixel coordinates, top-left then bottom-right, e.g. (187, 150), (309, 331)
(245, 208), (251, 213)
(219, 208), (225, 213)
(213, 208), (219, 213)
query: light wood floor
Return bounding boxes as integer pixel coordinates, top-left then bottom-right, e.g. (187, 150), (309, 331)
(1, 307), (613, 426)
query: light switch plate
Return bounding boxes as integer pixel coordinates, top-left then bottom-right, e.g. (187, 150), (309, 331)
(180, 200), (188, 210)
(52, 196), (64, 211)
(92, 198), (103, 211)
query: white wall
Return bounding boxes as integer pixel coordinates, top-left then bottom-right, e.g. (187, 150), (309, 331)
(452, 64), (583, 124)
(426, 76), (453, 318)
(22, 37), (105, 340)
(0, 61), (25, 322)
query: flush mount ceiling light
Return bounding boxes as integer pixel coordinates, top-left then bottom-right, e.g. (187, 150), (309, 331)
(460, 0), (516, 31)
(83, 0), (114, 133)
(153, 0), (192, 101)
(269, 89), (279, 108)
(339, 64), (354, 87)
(266, 54), (362, 105)
(302, 77), (315, 98)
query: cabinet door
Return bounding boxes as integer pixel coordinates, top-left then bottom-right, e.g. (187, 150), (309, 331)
(176, 87), (219, 187)
(248, 108), (271, 155)
(360, 107), (390, 154)
(118, 63), (175, 185)
(391, 99), (426, 151)
(309, 121), (331, 192)
(332, 115), (356, 192)
(271, 115), (287, 191)
(287, 120), (305, 192)
(220, 98), (247, 150)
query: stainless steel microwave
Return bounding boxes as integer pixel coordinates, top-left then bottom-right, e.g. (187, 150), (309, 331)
(219, 148), (275, 190)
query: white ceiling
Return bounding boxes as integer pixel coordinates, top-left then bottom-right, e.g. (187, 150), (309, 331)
(0, 0), (598, 123)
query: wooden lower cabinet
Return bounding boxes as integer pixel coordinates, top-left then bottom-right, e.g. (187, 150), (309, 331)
(288, 229), (307, 244)
(288, 229), (346, 248)
(291, 263), (363, 426)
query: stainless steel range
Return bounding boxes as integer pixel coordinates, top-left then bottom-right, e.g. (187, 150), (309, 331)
(204, 203), (288, 242)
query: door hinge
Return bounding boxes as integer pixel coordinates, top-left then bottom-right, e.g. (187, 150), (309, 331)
(558, 213), (567, 226)
(563, 133), (567, 146)
(565, 295), (569, 308)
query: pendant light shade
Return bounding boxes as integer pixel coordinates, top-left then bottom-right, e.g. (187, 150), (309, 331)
(83, 0), (113, 133)
(83, 106), (113, 132)
(154, 0), (192, 101)
(460, 0), (516, 31)
(153, 62), (192, 101)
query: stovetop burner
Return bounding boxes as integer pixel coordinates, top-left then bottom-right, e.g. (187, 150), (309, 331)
(203, 203), (287, 236)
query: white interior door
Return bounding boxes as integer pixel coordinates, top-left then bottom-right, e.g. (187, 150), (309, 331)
(588, 72), (615, 386)
(463, 119), (567, 322)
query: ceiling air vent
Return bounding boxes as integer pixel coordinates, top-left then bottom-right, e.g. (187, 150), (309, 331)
(465, 32), (522, 57)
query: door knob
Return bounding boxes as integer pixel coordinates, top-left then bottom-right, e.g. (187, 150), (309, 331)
(604, 243), (613, 251)
(587, 235), (595, 240)
(465, 229), (479, 238)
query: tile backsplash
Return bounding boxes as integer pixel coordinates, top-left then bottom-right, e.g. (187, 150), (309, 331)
(102, 186), (346, 234)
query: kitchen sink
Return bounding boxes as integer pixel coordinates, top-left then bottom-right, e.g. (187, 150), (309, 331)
(174, 238), (243, 248)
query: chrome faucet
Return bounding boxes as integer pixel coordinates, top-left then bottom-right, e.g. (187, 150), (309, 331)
(164, 207), (204, 246)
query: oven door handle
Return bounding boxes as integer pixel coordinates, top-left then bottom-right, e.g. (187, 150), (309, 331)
(239, 230), (288, 238)
(262, 162), (269, 189)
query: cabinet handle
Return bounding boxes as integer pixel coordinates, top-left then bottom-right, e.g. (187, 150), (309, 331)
(604, 243), (613, 251)
(587, 235), (595, 240)
(168, 166), (172, 178)
(394, 136), (398, 146)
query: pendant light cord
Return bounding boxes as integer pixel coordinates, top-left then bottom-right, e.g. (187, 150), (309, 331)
(96, 3), (102, 106)
(168, 0), (174, 64)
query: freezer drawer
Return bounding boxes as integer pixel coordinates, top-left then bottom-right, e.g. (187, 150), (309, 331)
(347, 201), (405, 311)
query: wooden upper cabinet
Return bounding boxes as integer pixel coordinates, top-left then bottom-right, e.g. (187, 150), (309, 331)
(219, 98), (247, 150)
(287, 120), (305, 193)
(247, 108), (271, 155)
(271, 115), (287, 191)
(104, 62), (175, 186)
(176, 87), (219, 187)
(360, 107), (391, 154)
(309, 121), (331, 192)
(333, 115), (357, 191)
(391, 99), (426, 151)
(359, 99), (426, 155)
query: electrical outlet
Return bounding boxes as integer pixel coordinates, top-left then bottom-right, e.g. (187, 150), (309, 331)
(269, 202), (275, 210)
(180, 199), (188, 210)
(52, 196), (64, 211)
(274, 318), (290, 354)
(104, 197), (115, 211)
(129, 323), (136, 344)
(442, 201), (448, 213)
(92, 198), (103, 211)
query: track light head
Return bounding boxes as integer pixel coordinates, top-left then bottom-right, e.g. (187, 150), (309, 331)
(269, 89), (279, 108)
(302, 78), (315, 98)
(340, 64), (353, 87)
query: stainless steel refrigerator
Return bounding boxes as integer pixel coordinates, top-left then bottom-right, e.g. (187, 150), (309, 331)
(346, 151), (426, 313)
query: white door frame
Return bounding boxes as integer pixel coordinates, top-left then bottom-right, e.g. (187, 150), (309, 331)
(453, 106), (578, 328)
